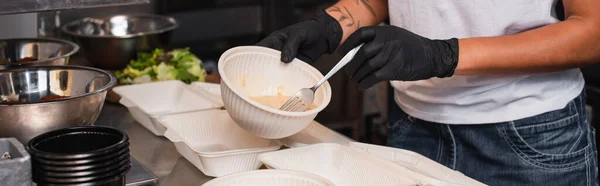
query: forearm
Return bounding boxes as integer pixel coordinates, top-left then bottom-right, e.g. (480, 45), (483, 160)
(455, 0), (600, 75)
(325, 0), (388, 44)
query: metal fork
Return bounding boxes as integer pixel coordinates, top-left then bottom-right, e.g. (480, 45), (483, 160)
(279, 44), (364, 112)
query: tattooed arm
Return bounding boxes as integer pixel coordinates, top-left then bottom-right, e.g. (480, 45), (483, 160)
(256, 0), (388, 63)
(326, 0), (388, 44)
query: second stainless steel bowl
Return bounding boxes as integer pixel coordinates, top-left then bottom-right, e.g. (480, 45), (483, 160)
(62, 14), (178, 69)
(0, 66), (117, 143)
(0, 38), (79, 69)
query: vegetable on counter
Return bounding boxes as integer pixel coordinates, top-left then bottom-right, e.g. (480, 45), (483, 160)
(115, 48), (206, 84)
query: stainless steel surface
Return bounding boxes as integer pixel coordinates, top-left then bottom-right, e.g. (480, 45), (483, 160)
(280, 44), (363, 112)
(126, 157), (159, 186)
(0, 138), (32, 186)
(96, 103), (214, 186)
(0, 38), (79, 69)
(0, 0), (149, 15)
(62, 14), (178, 69)
(0, 66), (117, 143)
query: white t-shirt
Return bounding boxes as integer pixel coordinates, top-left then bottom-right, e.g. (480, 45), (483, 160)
(388, 0), (585, 124)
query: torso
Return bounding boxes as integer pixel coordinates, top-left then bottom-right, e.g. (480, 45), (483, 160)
(387, 0), (584, 124)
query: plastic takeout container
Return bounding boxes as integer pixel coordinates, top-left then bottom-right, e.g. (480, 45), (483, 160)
(161, 110), (280, 177)
(258, 143), (454, 186)
(113, 80), (223, 135)
(202, 170), (335, 186)
(348, 142), (487, 186)
(278, 121), (353, 148)
(218, 46), (332, 139)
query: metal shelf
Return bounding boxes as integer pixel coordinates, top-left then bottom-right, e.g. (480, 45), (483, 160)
(0, 0), (149, 15)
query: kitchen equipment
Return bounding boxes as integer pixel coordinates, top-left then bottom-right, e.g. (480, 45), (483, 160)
(27, 126), (131, 186)
(62, 14), (178, 69)
(259, 143), (455, 186)
(348, 142), (487, 186)
(202, 170), (335, 186)
(0, 65), (117, 143)
(0, 138), (31, 186)
(113, 80), (223, 136)
(280, 44), (363, 112)
(161, 110), (280, 177)
(0, 38), (79, 69)
(218, 46), (332, 139)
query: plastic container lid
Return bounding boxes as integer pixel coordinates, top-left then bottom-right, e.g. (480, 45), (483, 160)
(202, 170), (335, 186)
(259, 143), (435, 186)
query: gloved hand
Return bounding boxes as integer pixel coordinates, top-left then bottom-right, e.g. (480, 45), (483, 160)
(257, 10), (343, 63)
(339, 26), (459, 90)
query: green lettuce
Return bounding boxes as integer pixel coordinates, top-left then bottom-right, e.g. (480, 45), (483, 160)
(116, 48), (206, 85)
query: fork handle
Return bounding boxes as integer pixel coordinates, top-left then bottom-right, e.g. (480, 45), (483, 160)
(312, 44), (364, 91)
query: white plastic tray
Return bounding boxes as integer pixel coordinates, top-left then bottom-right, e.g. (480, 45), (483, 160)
(161, 110), (281, 177)
(259, 143), (455, 186)
(349, 142), (487, 186)
(113, 80), (223, 135)
(202, 170), (335, 186)
(278, 121), (353, 148)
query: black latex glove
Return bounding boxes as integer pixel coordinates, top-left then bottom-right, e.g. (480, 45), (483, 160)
(257, 10), (343, 63)
(339, 26), (459, 90)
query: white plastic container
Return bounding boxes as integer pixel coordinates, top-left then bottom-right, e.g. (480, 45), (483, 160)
(190, 82), (224, 106)
(113, 80), (223, 135)
(218, 46), (332, 139)
(258, 143), (453, 186)
(348, 142), (487, 186)
(202, 170), (335, 186)
(278, 121), (353, 148)
(161, 110), (281, 177)
(191, 82), (222, 96)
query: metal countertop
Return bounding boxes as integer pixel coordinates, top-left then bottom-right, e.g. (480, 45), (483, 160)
(96, 102), (215, 186)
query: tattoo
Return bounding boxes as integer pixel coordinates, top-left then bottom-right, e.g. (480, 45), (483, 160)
(360, 0), (376, 17)
(327, 6), (356, 28)
(342, 6), (355, 27)
(356, 20), (361, 29)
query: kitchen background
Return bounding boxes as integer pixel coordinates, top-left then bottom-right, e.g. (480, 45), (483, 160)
(1, 0), (596, 148)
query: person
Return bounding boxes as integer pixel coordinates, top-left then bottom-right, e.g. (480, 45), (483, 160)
(256, 0), (600, 185)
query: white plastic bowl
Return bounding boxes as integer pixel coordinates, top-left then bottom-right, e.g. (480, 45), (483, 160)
(202, 170), (335, 186)
(218, 46), (332, 139)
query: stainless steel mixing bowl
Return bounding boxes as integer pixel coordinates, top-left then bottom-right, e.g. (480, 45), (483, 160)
(0, 66), (117, 143)
(61, 14), (178, 69)
(0, 38), (79, 70)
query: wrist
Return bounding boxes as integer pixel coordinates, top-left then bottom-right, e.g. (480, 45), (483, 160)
(313, 10), (343, 54)
(431, 38), (460, 78)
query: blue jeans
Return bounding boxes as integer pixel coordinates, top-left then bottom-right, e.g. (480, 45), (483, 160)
(387, 92), (598, 185)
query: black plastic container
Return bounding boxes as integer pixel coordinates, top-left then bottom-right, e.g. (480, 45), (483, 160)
(35, 149), (130, 172)
(28, 127), (128, 160)
(27, 126), (130, 186)
(32, 146), (129, 166)
(34, 158), (130, 178)
(34, 163), (130, 185)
